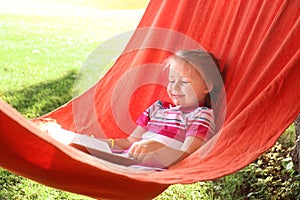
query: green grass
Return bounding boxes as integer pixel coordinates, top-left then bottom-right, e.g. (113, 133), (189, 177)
(0, 169), (94, 200)
(0, 0), (299, 199)
(0, 0), (144, 117)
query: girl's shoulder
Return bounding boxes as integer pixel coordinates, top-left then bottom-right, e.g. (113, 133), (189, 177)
(185, 106), (214, 119)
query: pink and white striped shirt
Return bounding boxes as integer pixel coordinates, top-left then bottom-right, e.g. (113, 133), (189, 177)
(136, 100), (215, 149)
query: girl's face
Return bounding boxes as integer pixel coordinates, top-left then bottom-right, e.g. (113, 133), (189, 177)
(167, 59), (211, 108)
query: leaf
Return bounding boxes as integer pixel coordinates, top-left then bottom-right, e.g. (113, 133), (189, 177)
(286, 162), (294, 171)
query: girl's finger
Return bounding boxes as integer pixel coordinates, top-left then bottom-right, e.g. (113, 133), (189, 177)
(128, 142), (140, 159)
(135, 144), (148, 161)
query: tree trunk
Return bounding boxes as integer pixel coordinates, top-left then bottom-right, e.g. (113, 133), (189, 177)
(291, 113), (300, 174)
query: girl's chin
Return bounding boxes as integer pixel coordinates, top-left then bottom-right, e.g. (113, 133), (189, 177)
(173, 101), (200, 108)
(171, 98), (198, 107)
(171, 99), (180, 106)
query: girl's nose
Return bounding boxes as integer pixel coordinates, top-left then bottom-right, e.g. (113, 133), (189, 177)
(172, 81), (180, 90)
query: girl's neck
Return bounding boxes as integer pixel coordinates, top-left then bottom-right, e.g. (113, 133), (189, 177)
(178, 101), (206, 111)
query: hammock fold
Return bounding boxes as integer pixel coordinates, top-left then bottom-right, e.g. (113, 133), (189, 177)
(0, 0), (300, 199)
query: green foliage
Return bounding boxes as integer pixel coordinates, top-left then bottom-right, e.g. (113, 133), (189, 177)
(0, 168), (92, 200)
(0, 169), (22, 200)
(203, 133), (300, 200)
(155, 183), (216, 200)
(154, 129), (300, 200)
(203, 132), (300, 200)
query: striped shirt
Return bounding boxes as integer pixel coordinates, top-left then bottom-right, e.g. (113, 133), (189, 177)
(136, 100), (215, 149)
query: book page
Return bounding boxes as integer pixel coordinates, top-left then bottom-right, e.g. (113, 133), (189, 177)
(46, 125), (140, 166)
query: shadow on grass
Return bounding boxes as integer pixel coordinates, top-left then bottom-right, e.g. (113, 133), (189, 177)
(1, 70), (78, 119)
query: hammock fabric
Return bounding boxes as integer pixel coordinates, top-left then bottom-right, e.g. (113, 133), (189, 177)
(0, 0), (300, 199)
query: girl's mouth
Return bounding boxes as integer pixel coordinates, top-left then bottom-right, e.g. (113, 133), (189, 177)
(171, 94), (185, 103)
(172, 94), (184, 98)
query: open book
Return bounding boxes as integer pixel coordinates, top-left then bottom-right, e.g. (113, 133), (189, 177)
(46, 125), (139, 166)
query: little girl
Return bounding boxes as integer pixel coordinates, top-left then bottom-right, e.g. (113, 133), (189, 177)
(38, 49), (222, 168)
(109, 49), (222, 168)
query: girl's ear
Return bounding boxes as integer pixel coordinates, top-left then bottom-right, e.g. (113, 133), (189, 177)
(205, 81), (214, 94)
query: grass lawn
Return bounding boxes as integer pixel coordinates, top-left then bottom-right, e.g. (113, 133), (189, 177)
(1, 0), (299, 199)
(0, 0), (145, 118)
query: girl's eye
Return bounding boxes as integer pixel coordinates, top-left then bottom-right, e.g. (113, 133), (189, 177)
(169, 80), (175, 83)
(182, 80), (191, 83)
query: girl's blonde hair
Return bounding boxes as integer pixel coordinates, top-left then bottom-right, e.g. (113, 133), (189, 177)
(164, 50), (223, 108)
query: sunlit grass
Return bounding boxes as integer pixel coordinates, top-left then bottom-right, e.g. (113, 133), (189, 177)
(56, 0), (149, 9)
(0, 1), (145, 118)
(0, 12), (143, 93)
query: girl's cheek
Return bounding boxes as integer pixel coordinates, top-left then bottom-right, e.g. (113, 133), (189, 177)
(167, 83), (173, 91)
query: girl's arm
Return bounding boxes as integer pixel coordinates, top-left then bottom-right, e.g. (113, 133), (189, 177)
(128, 136), (204, 168)
(180, 136), (204, 154)
(151, 136), (204, 167)
(105, 126), (147, 150)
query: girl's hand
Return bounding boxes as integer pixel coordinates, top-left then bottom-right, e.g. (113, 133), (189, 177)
(128, 140), (165, 161)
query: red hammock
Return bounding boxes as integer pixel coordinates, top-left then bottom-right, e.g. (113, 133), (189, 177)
(0, 0), (299, 199)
